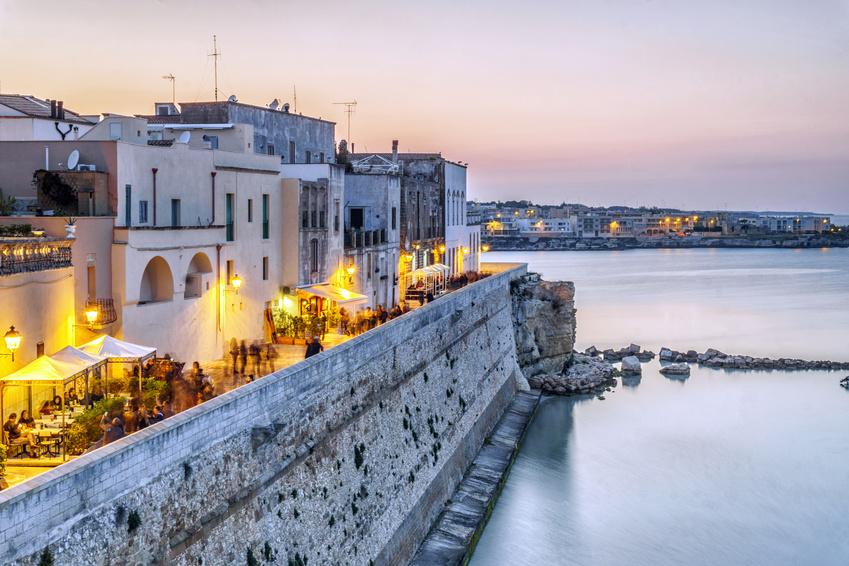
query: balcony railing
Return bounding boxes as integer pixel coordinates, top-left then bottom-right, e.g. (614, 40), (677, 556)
(86, 298), (117, 327)
(0, 238), (73, 276)
(344, 229), (388, 249)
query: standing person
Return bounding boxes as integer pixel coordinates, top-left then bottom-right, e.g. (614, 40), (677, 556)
(339, 307), (349, 335)
(239, 340), (248, 375)
(249, 341), (261, 376)
(229, 338), (239, 375)
(378, 305), (389, 325)
(266, 343), (278, 372)
(150, 405), (165, 423)
(137, 406), (150, 430)
(305, 336), (324, 359)
(104, 418), (125, 444)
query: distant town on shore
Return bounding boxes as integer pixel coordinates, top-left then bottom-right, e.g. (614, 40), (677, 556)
(472, 200), (848, 251)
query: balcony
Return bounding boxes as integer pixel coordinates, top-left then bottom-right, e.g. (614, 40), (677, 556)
(0, 238), (73, 276)
(85, 298), (117, 327)
(344, 229), (388, 249)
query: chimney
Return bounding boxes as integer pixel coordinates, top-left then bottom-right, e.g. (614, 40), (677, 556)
(391, 139), (399, 163)
(57, 101), (64, 120)
(50, 99), (57, 118)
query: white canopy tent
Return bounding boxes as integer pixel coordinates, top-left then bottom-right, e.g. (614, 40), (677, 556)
(1, 346), (106, 459)
(79, 335), (157, 398)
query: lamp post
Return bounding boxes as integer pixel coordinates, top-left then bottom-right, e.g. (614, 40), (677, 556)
(2, 326), (21, 362)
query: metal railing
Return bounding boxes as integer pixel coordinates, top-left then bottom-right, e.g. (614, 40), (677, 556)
(0, 239), (73, 276)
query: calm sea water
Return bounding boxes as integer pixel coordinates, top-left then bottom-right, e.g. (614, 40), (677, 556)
(471, 249), (849, 566)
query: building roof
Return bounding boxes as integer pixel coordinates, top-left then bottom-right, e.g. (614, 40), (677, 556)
(350, 152), (467, 169)
(0, 94), (93, 125)
(179, 100), (336, 125)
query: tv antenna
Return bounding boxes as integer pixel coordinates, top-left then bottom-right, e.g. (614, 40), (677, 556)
(162, 74), (176, 104)
(293, 84), (297, 113)
(209, 35), (222, 101)
(333, 100), (357, 142)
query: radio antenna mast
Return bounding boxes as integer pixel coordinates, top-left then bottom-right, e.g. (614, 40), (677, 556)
(209, 35), (222, 101)
(333, 100), (358, 141)
(162, 74), (176, 104)
(293, 85), (298, 113)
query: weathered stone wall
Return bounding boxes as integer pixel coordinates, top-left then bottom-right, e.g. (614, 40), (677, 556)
(0, 263), (528, 566)
(510, 272), (576, 379)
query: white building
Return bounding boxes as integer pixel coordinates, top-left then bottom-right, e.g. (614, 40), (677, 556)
(443, 161), (480, 275)
(0, 94), (95, 141)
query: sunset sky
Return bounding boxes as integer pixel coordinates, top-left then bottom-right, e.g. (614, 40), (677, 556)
(1, 0), (848, 212)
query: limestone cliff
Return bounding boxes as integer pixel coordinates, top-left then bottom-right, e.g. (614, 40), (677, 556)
(510, 273), (576, 380)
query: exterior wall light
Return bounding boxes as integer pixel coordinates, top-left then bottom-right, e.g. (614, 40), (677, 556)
(346, 265), (356, 276)
(482, 244), (491, 252)
(85, 308), (99, 325)
(3, 325), (22, 361)
(438, 244), (446, 253)
(231, 274), (243, 289)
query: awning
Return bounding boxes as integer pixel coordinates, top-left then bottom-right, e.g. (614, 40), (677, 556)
(410, 263), (449, 276)
(1, 346), (104, 385)
(297, 284), (368, 305)
(79, 335), (156, 363)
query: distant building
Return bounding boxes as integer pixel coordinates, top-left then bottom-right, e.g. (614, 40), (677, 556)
(0, 94), (95, 141)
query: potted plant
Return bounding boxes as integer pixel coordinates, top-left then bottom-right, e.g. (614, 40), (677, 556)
(0, 443), (8, 490)
(65, 217), (77, 239)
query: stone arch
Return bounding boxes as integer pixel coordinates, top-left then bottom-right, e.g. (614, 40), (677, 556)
(139, 256), (174, 304)
(184, 252), (213, 299)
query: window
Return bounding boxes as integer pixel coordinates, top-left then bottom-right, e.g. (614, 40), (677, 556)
(350, 208), (364, 230)
(319, 210), (326, 228)
(202, 135), (219, 149)
(87, 265), (96, 299)
(309, 239), (319, 273)
(391, 207), (397, 230)
(139, 200), (148, 224)
(320, 152), (325, 164)
(367, 253), (372, 281)
(171, 199), (181, 227)
(262, 256), (269, 280)
(226, 259), (234, 285)
(334, 200), (340, 232)
(262, 194), (269, 239)
(225, 193), (235, 241)
(124, 184), (132, 227)
(267, 143), (275, 156)
(311, 210), (317, 228)
(305, 150), (312, 164)
(302, 210), (309, 229)
(248, 199), (253, 223)
(289, 141), (296, 164)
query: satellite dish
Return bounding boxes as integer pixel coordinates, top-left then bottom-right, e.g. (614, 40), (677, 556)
(177, 131), (191, 144)
(227, 95), (238, 103)
(67, 149), (80, 170)
(269, 98), (279, 110)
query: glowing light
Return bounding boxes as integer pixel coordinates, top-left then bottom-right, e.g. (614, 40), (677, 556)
(231, 274), (242, 289)
(346, 265), (356, 276)
(462, 247), (470, 254)
(339, 288), (352, 300)
(609, 220), (619, 230)
(84, 308), (98, 324)
(482, 244), (491, 252)
(4, 326), (21, 359)
(438, 244), (446, 253)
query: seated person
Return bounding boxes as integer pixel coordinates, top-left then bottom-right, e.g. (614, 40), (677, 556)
(104, 417), (125, 444)
(3, 413), (32, 454)
(38, 400), (53, 416)
(51, 395), (63, 411)
(17, 409), (35, 428)
(65, 387), (79, 406)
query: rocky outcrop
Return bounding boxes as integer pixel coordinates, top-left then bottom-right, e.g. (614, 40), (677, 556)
(527, 354), (616, 395)
(620, 356), (642, 375)
(660, 347), (849, 370)
(592, 344), (655, 362)
(511, 273), (576, 380)
(659, 362), (691, 376)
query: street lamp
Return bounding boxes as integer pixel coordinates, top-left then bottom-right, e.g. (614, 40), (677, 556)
(3, 325), (21, 362)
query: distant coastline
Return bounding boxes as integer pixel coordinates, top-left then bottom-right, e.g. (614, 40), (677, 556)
(485, 233), (849, 252)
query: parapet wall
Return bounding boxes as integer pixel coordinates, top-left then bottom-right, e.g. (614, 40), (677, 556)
(0, 263), (528, 566)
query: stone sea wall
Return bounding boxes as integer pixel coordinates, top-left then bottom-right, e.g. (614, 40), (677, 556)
(0, 264), (531, 566)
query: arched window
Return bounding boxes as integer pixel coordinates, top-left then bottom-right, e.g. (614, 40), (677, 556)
(139, 256), (174, 304)
(185, 252), (213, 299)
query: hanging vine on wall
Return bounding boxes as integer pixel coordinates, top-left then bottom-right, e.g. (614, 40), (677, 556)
(35, 171), (78, 212)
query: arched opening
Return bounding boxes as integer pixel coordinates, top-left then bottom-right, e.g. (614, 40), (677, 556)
(139, 256), (174, 304)
(185, 252), (213, 299)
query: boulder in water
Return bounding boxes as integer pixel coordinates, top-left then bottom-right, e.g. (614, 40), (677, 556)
(659, 362), (691, 375)
(621, 356), (642, 375)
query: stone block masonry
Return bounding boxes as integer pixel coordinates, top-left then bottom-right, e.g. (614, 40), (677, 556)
(0, 263), (529, 566)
